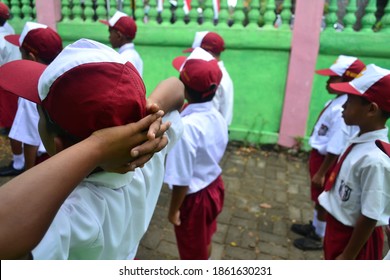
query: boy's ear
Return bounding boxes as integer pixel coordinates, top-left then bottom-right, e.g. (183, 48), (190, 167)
(28, 51), (38, 62)
(53, 136), (66, 154)
(369, 102), (380, 112)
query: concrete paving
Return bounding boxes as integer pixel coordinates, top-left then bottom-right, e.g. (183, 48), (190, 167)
(136, 142), (325, 260)
(0, 135), (387, 260)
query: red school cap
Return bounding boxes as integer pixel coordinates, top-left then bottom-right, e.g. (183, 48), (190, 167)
(0, 39), (146, 140)
(183, 31), (225, 55)
(5, 21), (63, 63)
(330, 64), (390, 113)
(174, 47), (222, 100)
(315, 55), (366, 82)
(99, 10), (137, 40)
(0, 2), (10, 20)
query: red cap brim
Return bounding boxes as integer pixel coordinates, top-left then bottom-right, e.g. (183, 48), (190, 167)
(182, 47), (194, 53)
(375, 140), (390, 157)
(4, 34), (21, 46)
(315, 69), (339, 76)
(329, 82), (361, 96)
(172, 56), (187, 71)
(0, 60), (46, 104)
(99, 19), (110, 26)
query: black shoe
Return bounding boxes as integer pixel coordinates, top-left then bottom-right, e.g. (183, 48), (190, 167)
(293, 237), (323, 251)
(0, 127), (10, 136)
(291, 221), (321, 241)
(157, 12), (163, 24)
(0, 162), (24, 176)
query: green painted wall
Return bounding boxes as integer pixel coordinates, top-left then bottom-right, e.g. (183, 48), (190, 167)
(7, 0), (390, 149)
(55, 21), (292, 145)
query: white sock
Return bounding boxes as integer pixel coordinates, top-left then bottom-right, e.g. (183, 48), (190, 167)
(12, 153), (25, 170)
(315, 220), (326, 238)
(312, 209), (318, 229)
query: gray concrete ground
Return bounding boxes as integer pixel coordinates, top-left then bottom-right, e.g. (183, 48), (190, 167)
(136, 142), (325, 260)
(0, 135), (388, 260)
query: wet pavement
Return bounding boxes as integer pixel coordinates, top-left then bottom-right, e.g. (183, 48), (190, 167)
(0, 135), (387, 260)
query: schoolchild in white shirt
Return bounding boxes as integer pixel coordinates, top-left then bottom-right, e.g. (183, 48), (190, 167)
(181, 31), (234, 126)
(292, 55), (365, 251)
(100, 10), (143, 76)
(0, 38), (184, 259)
(0, 22), (62, 176)
(165, 47), (228, 260)
(319, 64), (390, 260)
(0, 2), (20, 136)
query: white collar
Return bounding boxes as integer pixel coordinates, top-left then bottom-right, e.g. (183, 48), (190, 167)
(350, 127), (389, 144)
(83, 171), (134, 189)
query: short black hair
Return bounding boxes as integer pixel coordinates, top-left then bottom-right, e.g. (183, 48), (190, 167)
(183, 82), (217, 103)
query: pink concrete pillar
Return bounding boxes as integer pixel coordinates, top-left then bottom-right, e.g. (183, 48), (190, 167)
(35, 0), (62, 31)
(277, 0), (325, 147)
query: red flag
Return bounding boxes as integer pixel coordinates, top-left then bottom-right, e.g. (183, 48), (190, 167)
(183, 0), (192, 14)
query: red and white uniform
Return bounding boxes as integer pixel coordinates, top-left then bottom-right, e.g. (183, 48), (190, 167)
(32, 112), (183, 259)
(164, 101), (228, 259)
(319, 128), (390, 259)
(319, 128), (390, 227)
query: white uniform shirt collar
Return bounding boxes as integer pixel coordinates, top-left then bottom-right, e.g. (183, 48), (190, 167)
(350, 127), (388, 144)
(118, 43), (135, 54)
(83, 171), (134, 189)
(181, 101), (214, 117)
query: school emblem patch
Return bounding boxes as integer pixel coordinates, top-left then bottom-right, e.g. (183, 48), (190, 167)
(338, 180), (352, 201)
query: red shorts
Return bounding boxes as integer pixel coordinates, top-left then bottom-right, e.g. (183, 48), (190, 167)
(174, 175), (224, 260)
(324, 214), (384, 260)
(309, 149), (336, 203)
(0, 92), (18, 129)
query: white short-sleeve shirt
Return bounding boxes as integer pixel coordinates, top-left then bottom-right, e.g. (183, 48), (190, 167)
(118, 43), (143, 77)
(213, 61), (234, 126)
(32, 111), (183, 259)
(0, 25), (21, 66)
(9, 98), (46, 154)
(309, 94), (359, 155)
(318, 128), (390, 227)
(164, 102), (228, 194)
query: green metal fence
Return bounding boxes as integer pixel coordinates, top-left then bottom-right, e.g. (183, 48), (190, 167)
(5, 0), (390, 148)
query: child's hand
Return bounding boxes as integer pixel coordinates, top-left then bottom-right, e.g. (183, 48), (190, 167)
(168, 210), (181, 226)
(311, 172), (325, 188)
(91, 111), (166, 173)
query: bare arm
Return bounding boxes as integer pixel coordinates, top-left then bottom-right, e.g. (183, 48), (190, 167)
(128, 77), (185, 167)
(336, 214), (377, 260)
(168, 185), (189, 226)
(312, 153), (338, 188)
(147, 77), (185, 117)
(0, 112), (166, 259)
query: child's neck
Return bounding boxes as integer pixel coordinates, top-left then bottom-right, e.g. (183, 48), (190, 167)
(358, 123), (386, 136)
